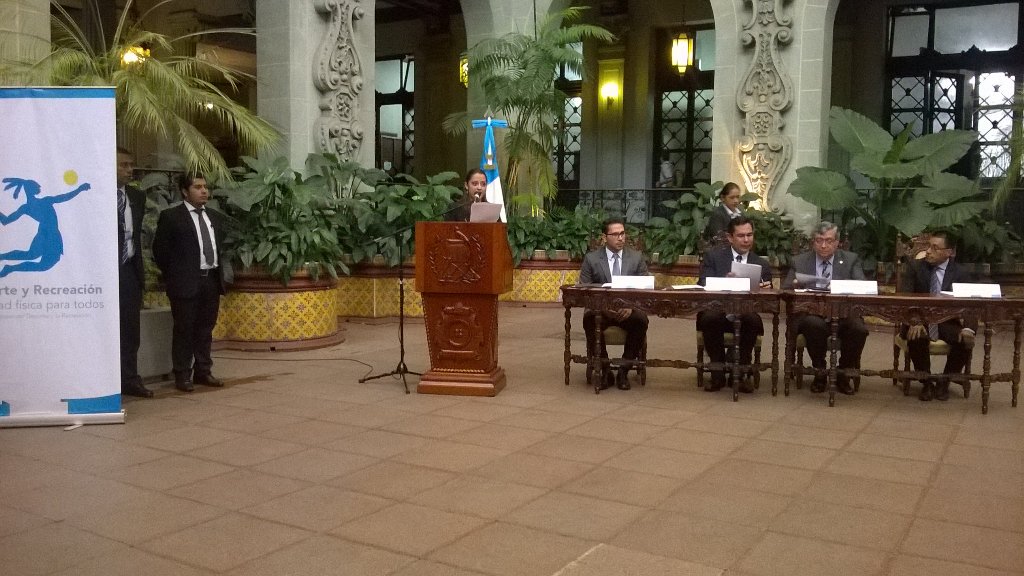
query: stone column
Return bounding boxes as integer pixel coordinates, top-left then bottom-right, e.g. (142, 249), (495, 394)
(257, 0), (375, 169)
(0, 0), (49, 85)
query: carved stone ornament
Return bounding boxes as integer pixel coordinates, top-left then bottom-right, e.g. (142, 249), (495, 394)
(313, 0), (365, 160)
(736, 0), (794, 206)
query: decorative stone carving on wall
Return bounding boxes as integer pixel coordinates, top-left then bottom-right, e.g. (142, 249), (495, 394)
(736, 0), (794, 206)
(313, 0), (365, 161)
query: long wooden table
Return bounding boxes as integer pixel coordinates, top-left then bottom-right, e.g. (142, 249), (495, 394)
(560, 285), (781, 401)
(560, 285), (1022, 413)
(783, 291), (1022, 413)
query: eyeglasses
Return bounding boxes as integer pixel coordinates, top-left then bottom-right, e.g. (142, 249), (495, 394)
(813, 237), (838, 245)
(926, 244), (950, 252)
(605, 231), (627, 238)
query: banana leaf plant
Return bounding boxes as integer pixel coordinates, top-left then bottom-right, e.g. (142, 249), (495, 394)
(788, 107), (983, 269)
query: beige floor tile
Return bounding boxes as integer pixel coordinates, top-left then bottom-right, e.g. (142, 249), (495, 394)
(644, 427), (752, 456)
(104, 454), (234, 490)
(252, 447), (378, 482)
(409, 475), (546, 519)
(864, 417), (956, 442)
(769, 499), (912, 550)
(139, 512), (311, 572)
(242, 485), (392, 531)
(322, 403), (417, 427)
(917, 489), (1024, 532)
(257, 419), (367, 445)
(826, 452), (936, 485)
(562, 466), (685, 507)
(391, 559), (491, 576)
(504, 491), (646, 540)
(731, 439), (837, 470)
(780, 404), (874, 432)
(0, 474), (150, 521)
(954, 428), (1024, 452)
(394, 440), (511, 473)
(524, 434), (632, 464)
(565, 417), (668, 444)
(168, 469), (310, 510)
(430, 521), (594, 576)
(931, 464), (1024, 499)
(0, 522), (125, 576)
(484, 391), (560, 408)
(605, 445), (721, 480)
(757, 422), (856, 450)
(84, 416), (187, 442)
(678, 414), (775, 438)
(0, 506), (50, 539)
(659, 483), (792, 527)
(332, 503), (489, 557)
(612, 509), (763, 569)
(188, 435), (306, 466)
(533, 396), (626, 417)
(900, 518), (1024, 572)
(11, 432), (167, 474)
(804, 472), (924, 515)
(66, 491), (225, 544)
(446, 422), (553, 451)
(887, 554), (1020, 576)
(132, 425), (241, 453)
(50, 545), (216, 576)
(322, 429), (429, 458)
(156, 398), (247, 425)
(331, 460), (456, 499)
(379, 392), (468, 414)
(431, 400), (526, 422)
(846, 433), (947, 462)
(735, 532), (887, 576)
(200, 408), (305, 433)
(473, 451), (594, 488)
(381, 414), (488, 439)
(553, 544), (724, 576)
(0, 454), (79, 496)
(227, 535), (414, 576)
(493, 409), (595, 432)
(943, 444), (1024, 474)
(604, 404), (698, 427)
(703, 397), (801, 423)
(696, 459), (816, 496)
(251, 395), (362, 420)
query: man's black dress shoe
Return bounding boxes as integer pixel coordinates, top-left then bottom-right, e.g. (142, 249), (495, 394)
(616, 371), (630, 390)
(918, 381), (933, 401)
(599, 371), (615, 390)
(810, 374), (827, 393)
(194, 374), (223, 387)
(934, 381), (950, 401)
(175, 380), (195, 393)
(836, 375), (855, 396)
(705, 372), (725, 392)
(122, 382), (153, 398)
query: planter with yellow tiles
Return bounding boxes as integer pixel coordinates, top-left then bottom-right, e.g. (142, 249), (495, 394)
(214, 267), (344, 351)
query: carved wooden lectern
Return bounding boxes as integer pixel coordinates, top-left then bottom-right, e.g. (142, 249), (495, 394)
(414, 222), (514, 396)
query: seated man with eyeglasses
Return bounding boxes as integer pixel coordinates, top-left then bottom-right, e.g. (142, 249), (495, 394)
(782, 222), (867, 395)
(578, 218), (649, 390)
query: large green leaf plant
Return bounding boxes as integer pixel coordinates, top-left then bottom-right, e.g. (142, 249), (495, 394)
(788, 107), (983, 267)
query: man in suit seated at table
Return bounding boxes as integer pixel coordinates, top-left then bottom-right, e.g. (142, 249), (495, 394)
(698, 216), (772, 392)
(578, 217), (649, 390)
(899, 231), (976, 401)
(782, 221), (867, 395)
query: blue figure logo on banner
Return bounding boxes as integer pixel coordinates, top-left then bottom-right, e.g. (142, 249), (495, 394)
(0, 174), (90, 278)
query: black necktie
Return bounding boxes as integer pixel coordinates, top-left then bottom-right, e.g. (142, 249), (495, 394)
(735, 254), (742, 263)
(821, 260), (831, 279)
(194, 207), (215, 266)
(117, 189), (130, 264)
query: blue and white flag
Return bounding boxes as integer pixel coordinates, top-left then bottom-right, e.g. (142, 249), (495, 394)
(471, 116), (508, 222)
(0, 87), (122, 427)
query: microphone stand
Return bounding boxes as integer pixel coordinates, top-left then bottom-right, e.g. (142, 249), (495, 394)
(358, 196), (479, 393)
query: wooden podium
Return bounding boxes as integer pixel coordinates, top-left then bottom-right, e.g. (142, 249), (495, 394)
(415, 221), (514, 396)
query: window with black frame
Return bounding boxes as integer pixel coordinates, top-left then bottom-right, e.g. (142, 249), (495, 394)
(554, 43), (583, 194)
(376, 56), (415, 175)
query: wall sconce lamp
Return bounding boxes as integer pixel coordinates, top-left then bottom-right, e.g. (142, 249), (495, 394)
(121, 45), (150, 66)
(459, 56), (469, 88)
(600, 81), (619, 109)
(671, 32), (694, 76)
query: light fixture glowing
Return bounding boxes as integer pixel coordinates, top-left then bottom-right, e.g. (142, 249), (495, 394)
(600, 81), (619, 108)
(121, 45), (150, 66)
(459, 56), (469, 88)
(671, 32), (694, 76)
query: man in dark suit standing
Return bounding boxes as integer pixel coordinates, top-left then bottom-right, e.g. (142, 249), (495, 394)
(116, 148), (152, 398)
(698, 216), (772, 392)
(899, 231), (975, 401)
(782, 221), (867, 395)
(153, 172), (226, 392)
(703, 182), (744, 242)
(578, 217), (649, 390)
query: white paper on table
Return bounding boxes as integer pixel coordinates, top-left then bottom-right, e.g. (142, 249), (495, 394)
(610, 275), (655, 289)
(705, 276), (751, 292)
(830, 279), (878, 295)
(951, 282), (1002, 298)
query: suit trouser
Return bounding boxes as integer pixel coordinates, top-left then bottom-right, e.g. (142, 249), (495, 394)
(797, 314), (868, 369)
(169, 274), (221, 381)
(118, 263), (143, 388)
(903, 320), (970, 375)
(697, 311), (763, 365)
(583, 309), (649, 361)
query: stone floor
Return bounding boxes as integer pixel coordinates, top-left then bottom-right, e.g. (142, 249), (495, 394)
(2, 305), (1023, 576)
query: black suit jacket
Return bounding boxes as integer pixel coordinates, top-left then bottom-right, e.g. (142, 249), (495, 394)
(153, 203), (226, 298)
(899, 258), (977, 331)
(699, 246), (772, 286)
(703, 205), (740, 241)
(119, 185), (146, 289)
(578, 247), (648, 284)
